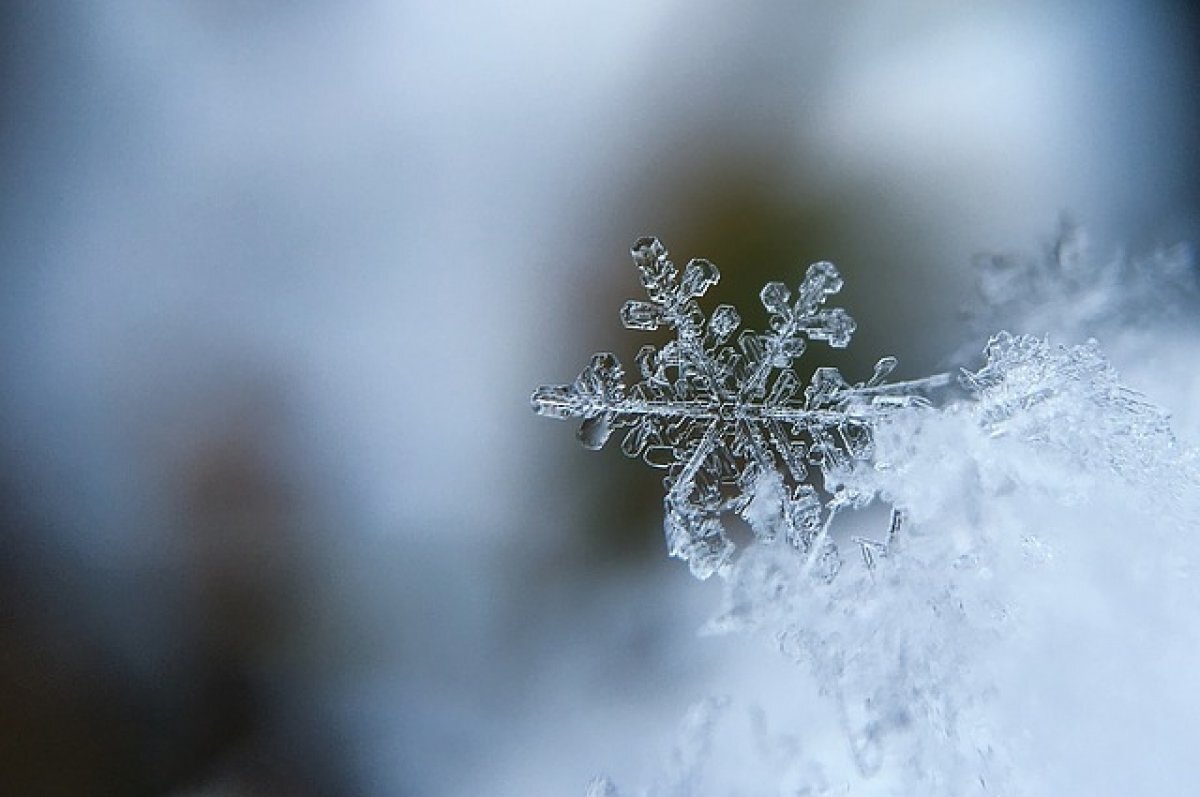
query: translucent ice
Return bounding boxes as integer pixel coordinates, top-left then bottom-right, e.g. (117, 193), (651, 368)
(532, 238), (948, 579)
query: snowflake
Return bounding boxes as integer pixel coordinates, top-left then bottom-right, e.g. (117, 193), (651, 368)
(532, 237), (949, 579)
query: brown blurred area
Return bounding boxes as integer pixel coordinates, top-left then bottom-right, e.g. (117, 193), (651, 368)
(0, 382), (350, 796)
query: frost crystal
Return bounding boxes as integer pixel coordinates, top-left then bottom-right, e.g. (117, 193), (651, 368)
(532, 237), (949, 578)
(963, 332), (1177, 480)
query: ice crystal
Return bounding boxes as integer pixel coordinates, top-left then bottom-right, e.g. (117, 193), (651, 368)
(541, 235), (1200, 797)
(532, 237), (950, 579)
(963, 332), (1178, 486)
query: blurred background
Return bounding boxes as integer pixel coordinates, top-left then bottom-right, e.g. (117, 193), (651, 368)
(1, 1), (1198, 794)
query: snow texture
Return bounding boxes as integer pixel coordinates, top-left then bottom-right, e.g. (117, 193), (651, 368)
(968, 218), (1198, 345)
(532, 237), (950, 579)
(533, 237), (1200, 796)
